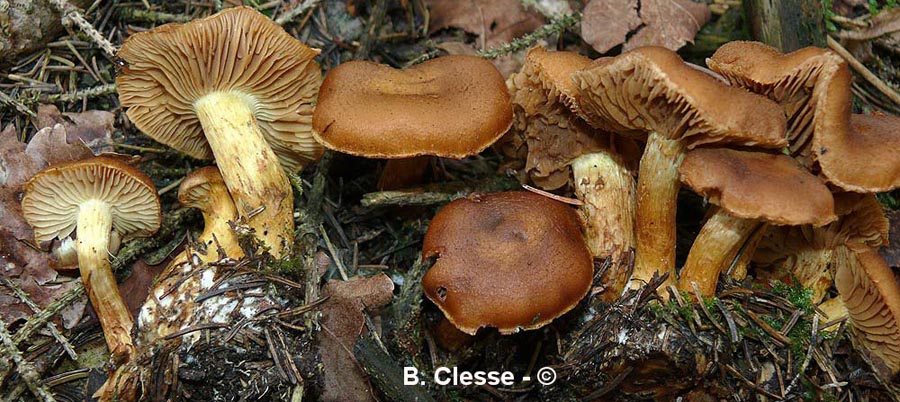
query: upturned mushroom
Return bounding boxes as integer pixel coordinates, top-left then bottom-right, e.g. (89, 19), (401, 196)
(311, 54), (512, 187)
(506, 46), (637, 300)
(708, 41), (900, 192)
(572, 47), (788, 291)
(834, 246), (900, 376)
(676, 148), (835, 297)
(21, 156), (161, 363)
(421, 191), (593, 335)
(116, 7), (323, 258)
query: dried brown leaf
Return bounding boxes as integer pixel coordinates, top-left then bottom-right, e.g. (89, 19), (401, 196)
(318, 274), (394, 402)
(581, 0), (710, 53)
(36, 104), (115, 154)
(626, 0), (710, 51)
(0, 124), (93, 327)
(426, 0), (545, 47)
(581, 0), (641, 53)
(882, 209), (900, 269)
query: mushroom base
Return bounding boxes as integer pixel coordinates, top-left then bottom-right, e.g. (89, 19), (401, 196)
(194, 91), (294, 258)
(678, 209), (762, 298)
(571, 151), (635, 302)
(631, 132), (685, 294)
(76, 199), (135, 364)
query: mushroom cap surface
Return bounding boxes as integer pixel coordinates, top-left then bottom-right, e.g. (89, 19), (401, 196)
(312, 55), (512, 159)
(816, 113), (900, 192)
(22, 156), (161, 243)
(680, 148), (835, 226)
(573, 46), (787, 149)
(116, 6), (323, 172)
(421, 191), (593, 335)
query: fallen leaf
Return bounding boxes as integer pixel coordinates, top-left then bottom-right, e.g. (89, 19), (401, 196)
(318, 274), (394, 402)
(581, 0), (710, 53)
(581, 0), (641, 54)
(0, 124), (93, 328)
(36, 104), (115, 154)
(426, 0), (545, 47)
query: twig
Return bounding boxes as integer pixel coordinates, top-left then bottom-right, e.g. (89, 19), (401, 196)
(43, 83), (117, 103)
(0, 317), (57, 402)
(783, 315), (819, 398)
(12, 283), (85, 345)
(274, 0), (320, 25)
(0, 277), (77, 360)
(827, 36), (900, 107)
(48, 0), (117, 57)
(478, 12), (582, 59)
(0, 91), (37, 118)
(117, 8), (192, 23)
(320, 224), (350, 281)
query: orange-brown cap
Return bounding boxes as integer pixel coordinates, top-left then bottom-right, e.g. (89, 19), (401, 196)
(707, 41), (840, 163)
(521, 46), (592, 112)
(312, 55), (512, 159)
(815, 113), (900, 192)
(421, 191), (593, 335)
(22, 156), (161, 243)
(834, 246), (900, 375)
(679, 148), (835, 226)
(116, 7), (323, 172)
(573, 46), (788, 149)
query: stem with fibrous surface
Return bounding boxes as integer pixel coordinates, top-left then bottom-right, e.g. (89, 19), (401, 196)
(571, 151), (635, 302)
(678, 209), (762, 297)
(631, 132), (685, 294)
(76, 200), (134, 364)
(194, 91), (293, 258)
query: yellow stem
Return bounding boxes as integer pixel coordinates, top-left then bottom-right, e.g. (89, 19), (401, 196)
(194, 91), (293, 258)
(76, 200), (134, 364)
(678, 209), (760, 297)
(571, 151), (635, 302)
(631, 132), (685, 294)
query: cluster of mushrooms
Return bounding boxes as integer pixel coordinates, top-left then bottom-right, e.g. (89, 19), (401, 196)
(16, 6), (900, 400)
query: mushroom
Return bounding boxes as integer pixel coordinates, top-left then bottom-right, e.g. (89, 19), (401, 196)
(311, 54), (512, 188)
(676, 148), (835, 297)
(172, 166), (243, 265)
(116, 7), (323, 258)
(753, 192), (888, 304)
(834, 246), (900, 376)
(421, 191), (593, 335)
(506, 46), (637, 300)
(708, 41), (900, 192)
(21, 156), (161, 363)
(572, 47), (788, 291)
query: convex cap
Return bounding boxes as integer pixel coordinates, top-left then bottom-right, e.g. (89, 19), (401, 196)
(680, 148), (835, 226)
(116, 6), (323, 171)
(312, 55), (512, 159)
(22, 156), (161, 242)
(421, 191), (593, 335)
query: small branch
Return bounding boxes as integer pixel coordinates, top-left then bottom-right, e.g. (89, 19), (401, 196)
(478, 12), (582, 59)
(0, 317), (57, 402)
(44, 83), (117, 103)
(48, 0), (117, 57)
(827, 36), (900, 108)
(0, 277), (77, 360)
(275, 0), (320, 25)
(12, 283), (85, 345)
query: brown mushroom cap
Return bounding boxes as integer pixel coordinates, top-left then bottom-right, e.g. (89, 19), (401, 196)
(22, 156), (161, 243)
(707, 41), (839, 162)
(680, 148), (835, 226)
(573, 46), (788, 149)
(834, 247), (900, 375)
(116, 6), (322, 172)
(311, 55), (513, 159)
(421, 191), (593, 335)
(522, 46), (592, 112)
(816, 113), (900, 192)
